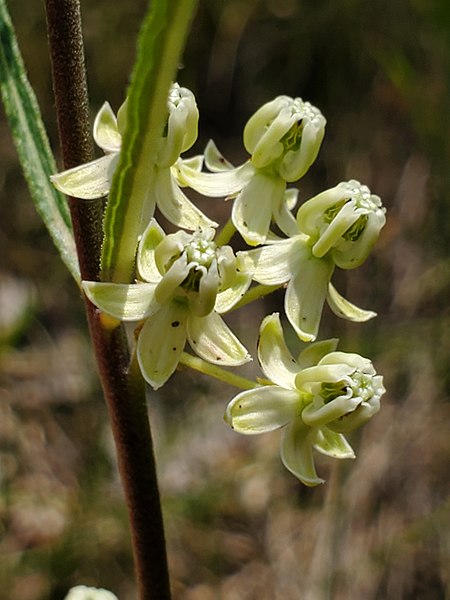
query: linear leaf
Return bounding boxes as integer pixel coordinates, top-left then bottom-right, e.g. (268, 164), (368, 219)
(0, 0), (79, 281)
(101, 0), (198, 283)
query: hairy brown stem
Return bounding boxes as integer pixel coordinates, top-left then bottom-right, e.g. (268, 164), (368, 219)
(44, 1), (171, 598)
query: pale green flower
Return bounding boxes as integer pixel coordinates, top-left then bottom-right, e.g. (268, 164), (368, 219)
(241, 179), (385, 341)
(83, 220), (252, 389)
(225, 313), (385, 486)
(64, 586), (118, 600)
(51, 83), (215, 230)
(297, 179), (386, 269)
(175, 95), (326, 246)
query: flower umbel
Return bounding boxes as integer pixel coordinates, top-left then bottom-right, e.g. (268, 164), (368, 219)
(83, 220), (252, 389)
(225, 313), (385, 486)
(241, 179), (385, 341)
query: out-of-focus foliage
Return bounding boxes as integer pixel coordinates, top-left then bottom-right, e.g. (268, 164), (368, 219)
(1, 1), (449, 599)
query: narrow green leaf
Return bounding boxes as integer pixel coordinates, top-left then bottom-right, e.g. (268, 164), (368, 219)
(101, 0), (198, 283)
(0, 0), (79, 281)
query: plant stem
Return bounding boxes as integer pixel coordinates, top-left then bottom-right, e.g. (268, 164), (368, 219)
(44, 0), (103, 280)
(44, 1), (171, 598)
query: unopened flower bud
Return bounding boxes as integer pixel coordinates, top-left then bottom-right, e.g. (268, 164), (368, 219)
(156, 83), (199, 168)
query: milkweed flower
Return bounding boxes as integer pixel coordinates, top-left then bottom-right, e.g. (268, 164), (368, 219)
(241, 179), (386, 341)
(175, 96), (326, 245)
(83, 220), (252, 389)
(225, 313), (385, 486)
(51, 83), (215, 230)
(64, 586), (119, 600)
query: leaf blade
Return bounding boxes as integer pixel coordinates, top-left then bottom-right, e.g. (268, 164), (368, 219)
(0, 0), (79, 281)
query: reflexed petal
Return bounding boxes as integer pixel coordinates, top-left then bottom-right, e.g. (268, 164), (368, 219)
(281, 419), (324, 486)
(93, 101), (122, 153)
(137, 219), (166, 282)
(174, 160), (254, 197)
(245, 237), (305, 285)
(174, 155), (203, 176)
(50, 154), (119, 199)
(225, 386), (301, 434)
(232, 173), (285, 245)
(82, 281), (159, 321)
(327, 283), (376, 322)
(285, 187), (299, 211)
(273, 193), (299, 238)
(285, 255), (334, 342)
(313, 427), (355, 459)
(154, 168), (217, 230)
(204, 139), (235, 171)
(297, 338), (339, 369)
(137, 302), (188, 390)
(187, 312), (251, 365)
(258, 313), (299, 389)
(215, 271), (252, 313)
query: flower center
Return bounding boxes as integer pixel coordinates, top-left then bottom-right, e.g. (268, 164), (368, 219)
(185, 236), (216, 269)
(281, 100), (323, 153)
(320, 370), (376, 405)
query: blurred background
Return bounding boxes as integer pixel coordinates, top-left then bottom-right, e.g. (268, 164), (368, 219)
(1, 0), (449, 598)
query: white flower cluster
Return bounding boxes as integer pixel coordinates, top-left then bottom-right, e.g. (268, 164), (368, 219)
(52, 85), (386, 484)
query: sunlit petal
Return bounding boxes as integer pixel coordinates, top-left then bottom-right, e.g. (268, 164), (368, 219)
(285, 255), (334, 342)
(225, 386), (301, 434)
(137, 219), (166, 283)
(154, 168), (217, 230)
(187, 312), (251, 365)
(313, 427), (355, 459)
(93, 101), (122, 153)
(215, 271), (252, 313)
(326, 283), (376, 322)
(232, 173), (285, 245)
(245, 237), (304, 285)
(204, 139), (235, 171)
(137, 302), (188, 390)
(174, 160), (254, 197)
(50, 153), (119, 199)
(82, 281), (159, 321)
(258, 313), (299, 389)
(281, 419), (324, 486)
(297, 338), (339, 369)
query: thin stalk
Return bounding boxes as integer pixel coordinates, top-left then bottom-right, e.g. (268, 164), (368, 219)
(44, 1), (171, 598)
(232, 283), (282, 310)
(179, 351), (259, 390)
